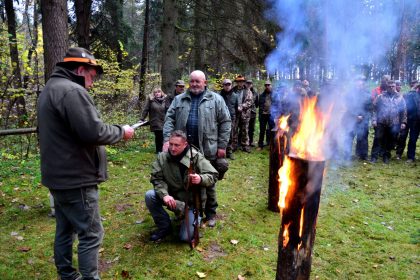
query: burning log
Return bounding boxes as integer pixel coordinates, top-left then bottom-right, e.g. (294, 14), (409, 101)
(276, 156), (325, 280)
(268, 129), (285, 212)
(273, 97), (331, 279)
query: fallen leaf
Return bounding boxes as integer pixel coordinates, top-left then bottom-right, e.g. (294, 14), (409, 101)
(352, 199), (359, 203)
(389, 256), (395, 260)
(386, 226), (394, 230)
(17, 246), (31, 252)
(363, 222), (369, 225)
(135, 219), (144, 224)
(123, 243), (132, 250)
(10, 231), (18, 236)
(196, 246), (204, 252)
(230, 239), (239, 245)
(121, 270), (130, 278)
(99, 248), (105, 253)
(373, 264), (378, 269)
(16, 236), (24, 241)
(238, 275), (246, 280)
(196, 271), (206, 278)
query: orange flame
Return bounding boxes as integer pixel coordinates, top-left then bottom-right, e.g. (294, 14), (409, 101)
(290, 97), (330, 161)
(283, 223), (290, 247)
(297, 208), (304, 250)
(278, 96), (330, 211)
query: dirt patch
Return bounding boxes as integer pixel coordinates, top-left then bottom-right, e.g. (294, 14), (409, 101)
(114, 203), (133, 212)
(202, 241), (227, 262)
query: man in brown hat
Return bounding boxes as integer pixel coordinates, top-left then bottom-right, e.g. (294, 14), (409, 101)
(37, 47), (134, 280)
(232, 75), (253, 152)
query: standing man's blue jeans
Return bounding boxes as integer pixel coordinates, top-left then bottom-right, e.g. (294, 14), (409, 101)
(50, 186), (103, 280)
(145, 190), (198, 242)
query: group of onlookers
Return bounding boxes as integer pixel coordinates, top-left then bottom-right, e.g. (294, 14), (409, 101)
(351, 75), (419, 164)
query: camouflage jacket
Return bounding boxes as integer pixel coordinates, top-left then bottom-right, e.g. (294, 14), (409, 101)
(372, 91), (407, 126)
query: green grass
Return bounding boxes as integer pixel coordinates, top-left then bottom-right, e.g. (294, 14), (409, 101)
(0, 133), (419, 279)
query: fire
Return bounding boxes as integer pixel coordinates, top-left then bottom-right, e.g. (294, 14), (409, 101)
(290, 97), (329, 161)
(278, 156), (292, 209)
(278, 97), (329, 211)
(283, 223), (290, 247)
(297, 208), (304, 250)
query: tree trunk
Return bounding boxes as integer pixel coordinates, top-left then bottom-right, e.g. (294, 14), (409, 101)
(160, 0), (179, 97)
(5, 0), (27, 127)
(392, 1), (408, 82)
(23, 0), (39, 93)
(193, 0), (205, 70)
(138, 0), (149, 102)
(41, 0), (68, 82)
(75, 0), (92, 49)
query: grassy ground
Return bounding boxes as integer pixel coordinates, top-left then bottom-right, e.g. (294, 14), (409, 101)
(0, 132), (419, 280)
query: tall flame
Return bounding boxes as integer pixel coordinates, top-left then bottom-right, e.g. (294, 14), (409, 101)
(290, 97), (329, 161)
(278, 96), (330, 211)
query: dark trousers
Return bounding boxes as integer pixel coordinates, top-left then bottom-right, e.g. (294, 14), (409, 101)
(372, 123), (400, 160)
(205, 184), (218, 219)
(370, 127), (381, 160)
(407, 121), (420, 160)
(154, 130), (163, 153)
(145, 190), (197, 242)
(50, 186), (103, 280)
(258, 114), (272, 148)
(346, 121), (369, 160)
(248, 115), (256, 145)
(396, 126), (408, 156)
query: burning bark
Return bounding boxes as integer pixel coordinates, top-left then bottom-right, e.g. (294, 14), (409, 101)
(268, 129), (284, 212)
(276, 156), (325, 280)
(273, 97), (330, 280)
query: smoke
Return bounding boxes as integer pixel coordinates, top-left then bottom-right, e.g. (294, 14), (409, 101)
(265, 0), (414, 162)
(265, 0), (409, 77)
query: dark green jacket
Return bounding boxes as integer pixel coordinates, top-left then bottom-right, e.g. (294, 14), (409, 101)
(37, 66), (124, 190)
(151, 147), (218, 207)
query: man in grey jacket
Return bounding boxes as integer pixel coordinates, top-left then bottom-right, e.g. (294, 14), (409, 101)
(163, 70), (231, 227)
(37, 47), (134, 280)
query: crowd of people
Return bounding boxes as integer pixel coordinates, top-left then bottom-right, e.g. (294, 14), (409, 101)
(37, 47), (419, 280)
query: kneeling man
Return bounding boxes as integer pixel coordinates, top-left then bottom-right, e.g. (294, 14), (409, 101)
(145, 130), (218, 242)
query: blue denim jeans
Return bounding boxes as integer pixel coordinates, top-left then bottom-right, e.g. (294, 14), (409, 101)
(50, 186), (104, 280)
(145, 190), (199, 242)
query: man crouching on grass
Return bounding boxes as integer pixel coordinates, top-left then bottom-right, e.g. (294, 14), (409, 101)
(145, 130), (218, 242)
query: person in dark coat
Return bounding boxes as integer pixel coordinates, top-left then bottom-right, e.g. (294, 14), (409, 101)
(371, 80), (407, 163)
(342, 75), (372, 161)
(37, 47), (134, 280)
(140, 87), (171, 153)
(396, 80), (418, 160)
(257, 80), (274, 150)
(219, 79), (238, 159)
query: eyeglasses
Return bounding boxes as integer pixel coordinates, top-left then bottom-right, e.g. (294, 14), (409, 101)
(176, 85), (185, 88)
(223, 83), (232, 86)
(265, 84), (271, 86)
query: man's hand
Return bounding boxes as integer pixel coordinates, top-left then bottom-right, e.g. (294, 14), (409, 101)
(217, 148), (226, 158)
(401, 123), (406, 130)
(162, 141), (169, 152)
(189, 173), (202, 185)
(122, 125), (134, 140)
(163, 195), (176, 210)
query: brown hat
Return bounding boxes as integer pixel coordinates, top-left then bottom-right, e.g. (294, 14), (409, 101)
(56, 47), (103, 74)
(175, 80), (185, 86)
(235, 75), (245, 82)
(264, 80), (272, 85)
